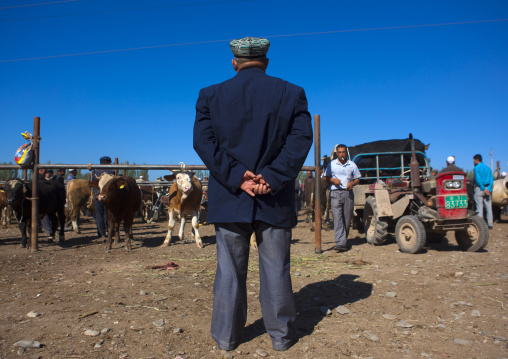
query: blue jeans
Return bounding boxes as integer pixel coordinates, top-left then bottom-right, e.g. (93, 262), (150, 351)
(211, 222), (297, 351)
(474, 186), (493, 227)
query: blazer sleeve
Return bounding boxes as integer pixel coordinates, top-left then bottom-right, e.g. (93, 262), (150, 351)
(193, 88), (248, 193)
(258, 88), (313, 195)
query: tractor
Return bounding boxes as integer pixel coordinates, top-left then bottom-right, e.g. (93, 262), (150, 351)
(352, 135), (489, 254)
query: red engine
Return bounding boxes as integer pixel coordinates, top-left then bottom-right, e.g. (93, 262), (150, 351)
(435, 171), (468, 219)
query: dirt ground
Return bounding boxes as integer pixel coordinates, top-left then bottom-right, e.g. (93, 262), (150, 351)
(0, 212), (507, 359)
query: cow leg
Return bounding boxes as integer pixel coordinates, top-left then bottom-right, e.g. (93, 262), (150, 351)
(162, 210), (176, 246)
(178, 215), (186, 242)
(114, 223), (121, 246)
(105, 212), (115, 251)
(18, 220), (28, 248)
(250, 232), (258, 250)
(57, 208), (66, 245)
(123, 219), (133, 251)
(1, 207), (6, 228)
(70, 205), (80, 233)
(191, 211), (202, 248)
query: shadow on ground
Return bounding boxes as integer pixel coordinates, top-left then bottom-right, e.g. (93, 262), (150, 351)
(241, 274), (372, 344)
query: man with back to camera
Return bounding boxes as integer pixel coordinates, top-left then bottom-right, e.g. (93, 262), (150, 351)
(193, 37), (313, 351)
(324, 144), (361, 252)
(441, 156), (463, 173)
(473, 154), (494, 229)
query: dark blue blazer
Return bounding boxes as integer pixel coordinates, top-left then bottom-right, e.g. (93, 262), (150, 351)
(193, 68), (313, 227)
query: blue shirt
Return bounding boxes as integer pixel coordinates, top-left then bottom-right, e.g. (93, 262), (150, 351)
(474, 162), (493, 192)
(325, 159), (361, 190)
(66, 174), (76, 182)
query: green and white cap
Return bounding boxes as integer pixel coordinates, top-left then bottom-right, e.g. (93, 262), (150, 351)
(230, 37), (270, 58)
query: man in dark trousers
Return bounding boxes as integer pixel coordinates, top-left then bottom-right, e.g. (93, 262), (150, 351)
(193, 37), (313, 352)
(90, 156), (115, 239)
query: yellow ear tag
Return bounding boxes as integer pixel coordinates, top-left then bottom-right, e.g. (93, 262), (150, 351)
(119, 184), (125, 189)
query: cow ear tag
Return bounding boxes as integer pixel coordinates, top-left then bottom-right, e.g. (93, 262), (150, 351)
(119, 184), (125, 189)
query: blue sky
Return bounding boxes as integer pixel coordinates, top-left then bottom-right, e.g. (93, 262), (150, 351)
(1, 0), (507, 178)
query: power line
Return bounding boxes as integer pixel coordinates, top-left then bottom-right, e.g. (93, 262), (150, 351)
(0, 0), (254, 21)
(1, 18), (507, 63)
(0, 0), (79, 10)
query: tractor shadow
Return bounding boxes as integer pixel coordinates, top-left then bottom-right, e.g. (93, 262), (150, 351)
(241, 274), (372, 344)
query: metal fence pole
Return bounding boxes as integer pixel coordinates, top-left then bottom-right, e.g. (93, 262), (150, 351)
(314, 114), (322, 254)
(30, 117), (40, 252)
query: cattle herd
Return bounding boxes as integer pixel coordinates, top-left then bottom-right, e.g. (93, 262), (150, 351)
(1, 135), (507, 251)
(0, 170), (203, 251)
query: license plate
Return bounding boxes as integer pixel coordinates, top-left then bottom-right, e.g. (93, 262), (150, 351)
(445, 195), (468, 209)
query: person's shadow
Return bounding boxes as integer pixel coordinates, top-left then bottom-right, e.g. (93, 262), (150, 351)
(241, 274), (372, 343)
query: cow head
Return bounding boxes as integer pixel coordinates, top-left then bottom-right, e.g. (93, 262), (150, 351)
(164, 171), (195, 196)
(89, 173), (118, 202)
(3, 179), (29, 206)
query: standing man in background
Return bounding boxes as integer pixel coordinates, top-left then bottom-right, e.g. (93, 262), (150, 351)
(67, 169), (77, 182)
(193, 37), (313, 352)
(90, 156), (115, 239)
(473, 154), (494, 229)
(324, 144), (361, 252)
(303, 170), (314, 211)
(441, 156), (463, 173)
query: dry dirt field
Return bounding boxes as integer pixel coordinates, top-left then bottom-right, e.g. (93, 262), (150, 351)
(0, 213), (507, 359)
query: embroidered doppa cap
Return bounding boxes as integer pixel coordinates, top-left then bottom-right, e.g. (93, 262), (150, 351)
(446, 156), (455, 164)
(230, 37), (270, 58)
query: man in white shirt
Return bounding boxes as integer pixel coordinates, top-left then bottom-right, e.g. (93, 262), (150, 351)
(324, 144), (361, 252)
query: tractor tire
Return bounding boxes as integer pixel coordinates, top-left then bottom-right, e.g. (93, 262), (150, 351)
(395, 215), (426, 254)
(363, 197), (388, 245)
(455, 215), (489, 252)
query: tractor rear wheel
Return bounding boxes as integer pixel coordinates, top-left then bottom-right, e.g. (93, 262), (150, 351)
(455, 215), (489, 252)
(395, 215), (426, 254)
(363, 197), (388, 245)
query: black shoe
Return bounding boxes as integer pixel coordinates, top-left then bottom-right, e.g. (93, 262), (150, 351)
(488, 226), (493, 230)
(333, 245), (348, 252)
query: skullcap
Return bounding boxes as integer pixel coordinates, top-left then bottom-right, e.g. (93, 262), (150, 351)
(230, 37), (270, 58)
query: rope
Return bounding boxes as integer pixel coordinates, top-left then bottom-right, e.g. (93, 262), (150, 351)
(87, 163), (93, 171)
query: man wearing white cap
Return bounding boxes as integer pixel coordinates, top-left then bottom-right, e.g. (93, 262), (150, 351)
(441, 156), (463, 173)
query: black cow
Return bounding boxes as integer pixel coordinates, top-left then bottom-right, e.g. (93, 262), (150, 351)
(336, 137), (430, 182)
(3, 178), (66, 247)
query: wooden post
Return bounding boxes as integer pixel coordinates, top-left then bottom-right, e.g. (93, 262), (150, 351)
(114, 158), (119, 176)
(30, 117), (41, 252)
(314, 114), (322, 254)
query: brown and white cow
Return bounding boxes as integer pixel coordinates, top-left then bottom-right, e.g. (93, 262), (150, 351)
(161, 171), (203, 248)
(66, 179), (95, 233)
(0, 186), (10, 228)
(89, 174), (141, 252)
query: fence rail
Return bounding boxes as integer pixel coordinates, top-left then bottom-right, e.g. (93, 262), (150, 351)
(1, 115), (323, 253)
